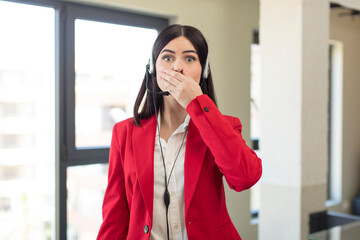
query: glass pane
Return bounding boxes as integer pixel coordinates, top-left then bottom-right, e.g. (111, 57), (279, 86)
(0, 2), (55, 240)
(67, 164), (108, 240)
(75, 20), (158, 148)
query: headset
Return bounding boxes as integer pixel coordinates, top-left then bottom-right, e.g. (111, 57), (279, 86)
(145, 54), (210, 96)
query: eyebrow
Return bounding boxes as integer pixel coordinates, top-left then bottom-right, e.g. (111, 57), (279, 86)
(160, 49), (197, 54)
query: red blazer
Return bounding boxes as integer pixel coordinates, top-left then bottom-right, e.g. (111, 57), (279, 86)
(97, 94), (262, 240)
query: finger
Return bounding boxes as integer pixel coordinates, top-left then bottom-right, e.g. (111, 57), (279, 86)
(159, 76), (177, 93)
(164, 70), (186, 82)
(163, 80), (177, 95)
(160, 73), (179, 87)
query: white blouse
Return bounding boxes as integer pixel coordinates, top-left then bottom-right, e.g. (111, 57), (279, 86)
(150, 114), (190, 240)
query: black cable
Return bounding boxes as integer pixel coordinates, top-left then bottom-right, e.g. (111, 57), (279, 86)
(152, 93), (171, 240)
(148, 68), (188, 240)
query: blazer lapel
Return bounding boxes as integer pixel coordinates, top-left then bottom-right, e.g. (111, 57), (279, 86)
(184, 120), (207, 215)
(132, 115), (157, 220)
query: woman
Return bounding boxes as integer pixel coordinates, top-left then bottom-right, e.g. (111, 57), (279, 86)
(97, 24), (262, 240)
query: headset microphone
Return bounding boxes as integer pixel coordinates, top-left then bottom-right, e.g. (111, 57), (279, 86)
(145, 62), (170, 96)
(203, 53), (209, 79)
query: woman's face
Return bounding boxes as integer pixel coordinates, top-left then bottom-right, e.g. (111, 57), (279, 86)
(155, 36), (202, 91)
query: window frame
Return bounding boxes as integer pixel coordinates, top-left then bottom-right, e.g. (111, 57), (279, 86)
(63, 3), (168, 164)
(60, 3), (167, 240)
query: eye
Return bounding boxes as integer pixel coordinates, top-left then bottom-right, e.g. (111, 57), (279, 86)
(185, 56), (196, 62)
(162, 55), (174, 62)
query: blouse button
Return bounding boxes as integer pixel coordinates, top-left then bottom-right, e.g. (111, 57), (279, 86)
(204, 107), (209, 112)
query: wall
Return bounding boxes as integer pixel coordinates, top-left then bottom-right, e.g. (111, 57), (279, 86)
(329, 8), (360, 214)
(65, 0), (260, 239)
(258, 0), (329, 238)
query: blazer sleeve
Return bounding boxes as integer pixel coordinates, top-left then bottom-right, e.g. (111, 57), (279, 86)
(186, 94), (262, 192)
(97, 124), (130, 240)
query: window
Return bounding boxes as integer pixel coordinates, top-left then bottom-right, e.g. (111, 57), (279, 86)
(74, 19), (158, 149)
(326, 40), (343, 206)
(1, 0), (168, 239)
(67, 164), (108, 239)
(60, 3), (167, 240)
(0, 1), (55, 239)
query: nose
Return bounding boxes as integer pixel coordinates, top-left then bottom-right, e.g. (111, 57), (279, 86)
(173, 59), (184, 73)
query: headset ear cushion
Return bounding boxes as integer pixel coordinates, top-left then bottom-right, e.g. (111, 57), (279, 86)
(149, 56), (154, 74)
(203, 54), (209, 79)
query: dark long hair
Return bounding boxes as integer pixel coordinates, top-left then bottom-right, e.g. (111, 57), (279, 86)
(133, 24), (217, 126)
